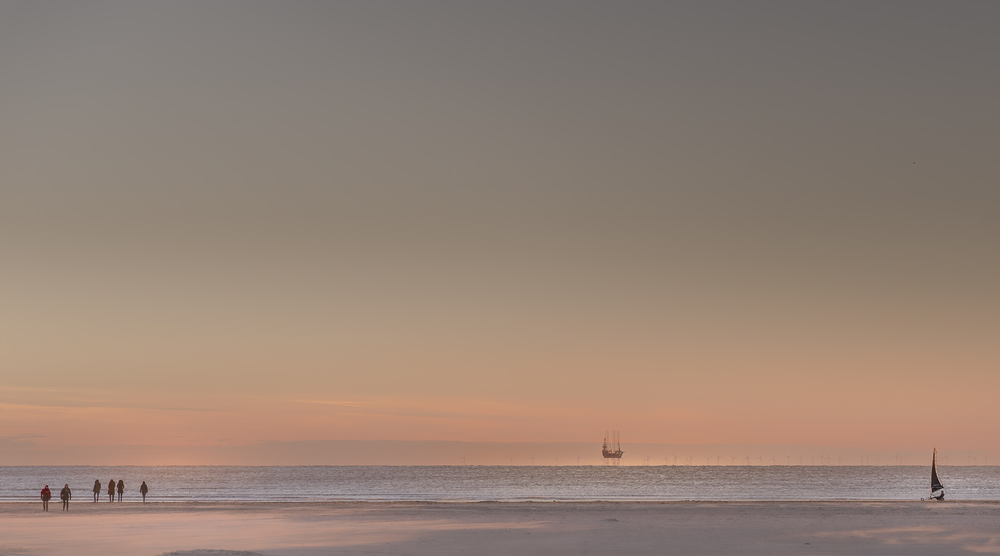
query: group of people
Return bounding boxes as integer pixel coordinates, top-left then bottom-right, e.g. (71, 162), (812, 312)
(40, 480), (149, 511)
(38, 484), (72, 512)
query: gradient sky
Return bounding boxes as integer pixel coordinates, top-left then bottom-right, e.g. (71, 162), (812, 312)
(1, 1), (998, 464)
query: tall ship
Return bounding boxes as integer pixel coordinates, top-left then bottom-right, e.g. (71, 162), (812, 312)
(602, 430), (624, 464)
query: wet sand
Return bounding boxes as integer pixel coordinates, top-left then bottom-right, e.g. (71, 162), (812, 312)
(1, 501), (999, 556)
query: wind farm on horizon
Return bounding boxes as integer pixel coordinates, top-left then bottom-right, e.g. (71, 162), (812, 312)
(440, 441), (992, 467)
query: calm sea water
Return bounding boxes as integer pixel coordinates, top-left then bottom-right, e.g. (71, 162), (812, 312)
(2, 466), (998, 502)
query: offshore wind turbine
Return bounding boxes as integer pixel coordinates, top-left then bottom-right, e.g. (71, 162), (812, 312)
(785, 455), (792, 465)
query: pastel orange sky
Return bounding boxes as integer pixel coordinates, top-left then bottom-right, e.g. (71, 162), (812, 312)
(1, 1), (998, 464)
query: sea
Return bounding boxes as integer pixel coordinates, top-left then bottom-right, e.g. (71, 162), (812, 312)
(3, 466), (1000, 502)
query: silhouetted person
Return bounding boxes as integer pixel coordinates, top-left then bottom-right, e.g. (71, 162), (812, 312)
(40, 485), (51, 512)
(108, 479), (115, 502)
(93, 479), (101, 502)
(117, 479), (124, 502)
(60, 484), (72, 511)
(139, 481), (149, 503)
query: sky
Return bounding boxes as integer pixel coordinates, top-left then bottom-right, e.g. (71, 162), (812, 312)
(1, 1), (998, 465)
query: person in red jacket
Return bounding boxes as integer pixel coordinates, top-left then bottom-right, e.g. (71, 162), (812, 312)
(40, 485), (51, 512)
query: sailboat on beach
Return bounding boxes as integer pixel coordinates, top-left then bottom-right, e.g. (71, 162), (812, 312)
(929, 448), (945, 500)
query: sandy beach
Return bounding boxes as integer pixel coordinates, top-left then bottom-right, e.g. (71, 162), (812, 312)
(1, 501), (998, 556)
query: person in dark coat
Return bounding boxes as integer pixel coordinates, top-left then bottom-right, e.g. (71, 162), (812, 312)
(60, 484), (72, 511)
(117, 479), (124, 502)
(108, 479), (115, 502)
(40, 485), (51, 512)
(139, 481), (149, 503)
(93, 479), (101, 502)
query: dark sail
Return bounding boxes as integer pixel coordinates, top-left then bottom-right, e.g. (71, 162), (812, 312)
(931, 449), (944, 492)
